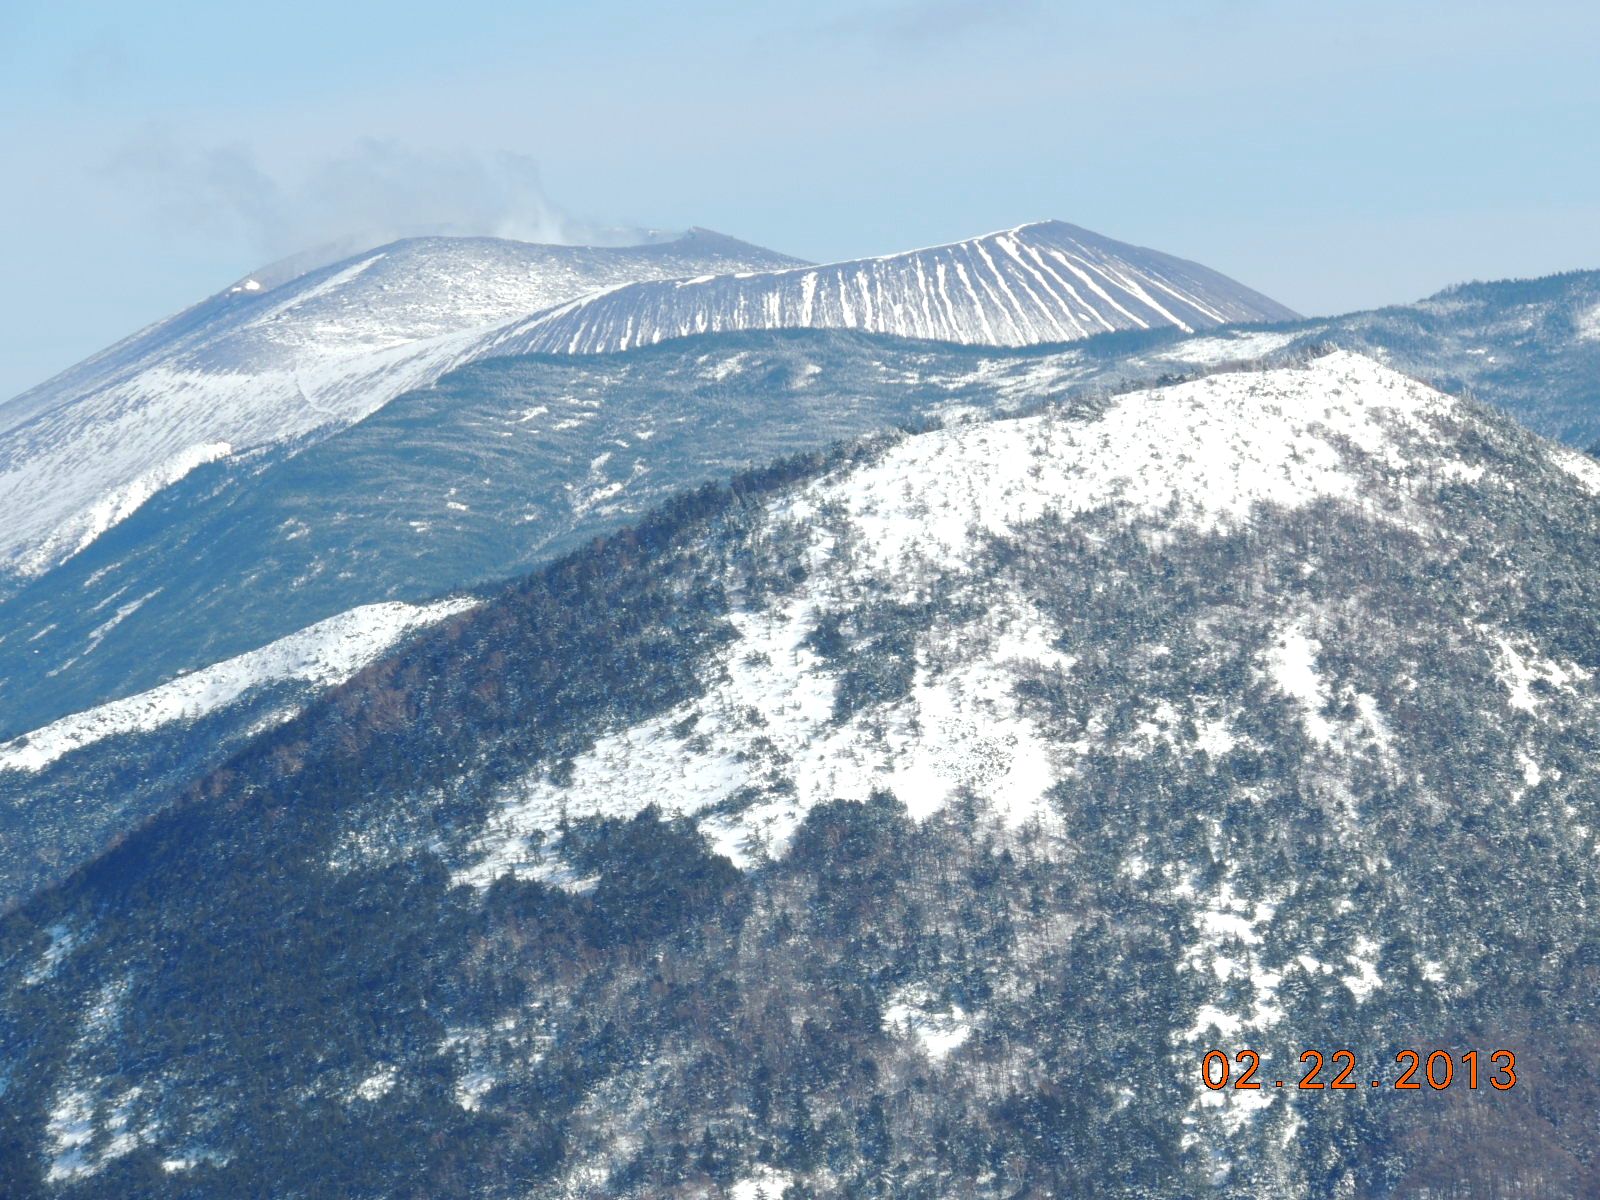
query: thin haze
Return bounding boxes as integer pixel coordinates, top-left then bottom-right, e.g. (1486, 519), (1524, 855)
(2, 0), (1599, 400)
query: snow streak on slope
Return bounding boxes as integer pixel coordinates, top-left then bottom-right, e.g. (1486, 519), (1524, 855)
(482, 220), (1299, 358)
(0, 231), (801, 582)
(450, 353), (1451, 885)
(14, 441), (233, 579)
(0, 598), (476, 773)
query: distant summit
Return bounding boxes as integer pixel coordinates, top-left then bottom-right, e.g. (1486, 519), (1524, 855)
(0, 229), (805, 587)
(483, 219), (1299, 356)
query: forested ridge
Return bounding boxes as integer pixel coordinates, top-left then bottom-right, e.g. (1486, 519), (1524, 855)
(5, 354), (1600, 1197)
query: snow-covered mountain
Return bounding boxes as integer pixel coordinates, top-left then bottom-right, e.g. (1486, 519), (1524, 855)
(5, 253), (1600, 867)
(0, 230), (803, 588)
(480, 220), (1299, 357)
(5, 235), (1600, 922)
(5, 293), (1598, 906)
(0, 217), (1290, 600)
(6, 352), (1600, 1198)
(0, 326), (1308, 753)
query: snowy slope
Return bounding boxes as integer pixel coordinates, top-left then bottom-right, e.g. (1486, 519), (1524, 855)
(0, 597), (475, 774)
(0, 593), (478, 909)
(450, 352), (1476, 882)
(1282, 269), (1600, 446)
(0, 230), (802, 585)
(479, 220), (1298, 357)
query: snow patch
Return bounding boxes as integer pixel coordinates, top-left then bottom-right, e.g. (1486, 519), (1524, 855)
(1263, 621), (1334, 744)
(1551, 445), (1600, 496)
(44, 1084), (149, 1182)
(454, 592), (1069, 887)
(730, 1166), (794, 1199)
(1182, 879), (1286, 1140)
(1154, 329), (1297, 367)
(1262, 615), (1395, 760)
(455, 1070), (497, 1112)
(45, 1089), (96, 1182)
(709, 351), (750, 381)
(1343, 935), (1383, 1000)
(23, 923), (78, 985)
(1518, 749), (1544, 789)
(351, 1065), (397, 1102)
(1181, 878), (1283, 1042)
(882, 984), (975, 1061)
(1489, 633), (1591, 714)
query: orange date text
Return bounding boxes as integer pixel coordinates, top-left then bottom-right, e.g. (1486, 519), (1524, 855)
(1201, 1049), (1517, 1092)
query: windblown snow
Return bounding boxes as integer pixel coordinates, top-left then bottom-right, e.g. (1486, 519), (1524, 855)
(0, 597), (476, 773)
(481, 220), (1299, 358)
(0, 231), (801, 581)
(13, 441), (233, 579)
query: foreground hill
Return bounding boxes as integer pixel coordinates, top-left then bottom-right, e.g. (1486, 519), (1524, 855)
(481, 220), (1299, 356)
(0, 229), (803, 589)
(4, 352), (1600, 1197)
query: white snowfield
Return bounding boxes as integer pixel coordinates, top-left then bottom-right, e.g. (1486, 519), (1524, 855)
(453, 352), (1525, 890)
(14, 440), (234, 579)
(0, 231), (800, 582)
(0, 597), (476, 773)
(485, 219), (1299, 358)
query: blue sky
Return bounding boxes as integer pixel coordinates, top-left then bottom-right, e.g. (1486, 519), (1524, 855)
(3, 0), (1599, 399)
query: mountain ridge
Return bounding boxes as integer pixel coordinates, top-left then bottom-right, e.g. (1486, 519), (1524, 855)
(0, 228), (805, 588)
(481, 218), (1300, 357)
(0, 218), (1297, 594)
